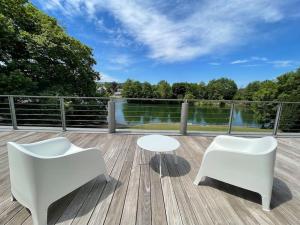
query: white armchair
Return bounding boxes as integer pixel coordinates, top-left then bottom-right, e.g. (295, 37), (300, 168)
(194, 135), (277, 211)
(7, 137), (110, 225)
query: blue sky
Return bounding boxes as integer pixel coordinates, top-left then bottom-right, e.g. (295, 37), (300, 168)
(31, 0), (300, 87)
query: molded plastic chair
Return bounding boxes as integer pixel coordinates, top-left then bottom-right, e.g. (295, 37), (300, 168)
(7, 137), (110, 225)
(194, 135), (277, 211)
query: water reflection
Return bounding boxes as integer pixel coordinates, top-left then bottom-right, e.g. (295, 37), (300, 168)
(116, 100), (261, 128)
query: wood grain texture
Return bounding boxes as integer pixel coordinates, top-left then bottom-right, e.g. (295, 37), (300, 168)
(0, 131), (299, 225)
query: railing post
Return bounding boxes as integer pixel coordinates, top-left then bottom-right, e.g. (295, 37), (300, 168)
(180, 100), (189, 135)
(228, 102), (234, 134)
(59, 97), (66, 131)
(273, 102), (282, 136)
(108, 100), (116, 133)
(8, 96), (17, 130)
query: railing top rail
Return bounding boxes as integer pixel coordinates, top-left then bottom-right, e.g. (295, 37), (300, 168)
(0, 95), (299, 104)
(0, 95), (110, 100)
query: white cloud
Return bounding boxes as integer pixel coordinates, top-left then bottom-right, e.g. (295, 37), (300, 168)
(98, 72), (120, 82)
(107, 54), (134, 70)
(268, 60), (295, 67)
(251, 56), (268, 61)
(209, 62), (221, 66)
(40, 0), (293, 62)
(231, 59), (249, 64)
(230, 56), (299, 67)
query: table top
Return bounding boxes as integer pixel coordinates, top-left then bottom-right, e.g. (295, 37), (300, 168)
(137, 134), (180, 152)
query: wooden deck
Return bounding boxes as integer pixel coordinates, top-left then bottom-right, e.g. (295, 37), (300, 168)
(0, 131), (299, 225)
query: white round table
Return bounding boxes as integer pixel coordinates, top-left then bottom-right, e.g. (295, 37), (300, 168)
(137, 135), (180, 177)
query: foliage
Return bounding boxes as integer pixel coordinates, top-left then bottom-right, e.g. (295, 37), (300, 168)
(206, 78), (237, 100)
(155, 80), (172, 99)
(234, 81), (261, 100)
(172, 82), (188, 99)
(247, 70), (300, 130)
(276, 69), (300, 131)
(0, 0), (99, 96)
(104, 82), (119, 95)
(121, 79), (142, 98)
(184, 91), (195, 100)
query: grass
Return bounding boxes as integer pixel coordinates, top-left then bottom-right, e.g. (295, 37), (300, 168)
(123, 123), (273, 133)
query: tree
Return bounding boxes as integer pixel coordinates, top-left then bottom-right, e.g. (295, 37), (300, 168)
(197, 82), (207, 99)
(234, 81), (261, 100)
(206, 78), (237, 100)
(252, 80), (278, 128)
(155, 80), (172, 99)
(0, 0), (99, 96)
(103, 82), (118, 95)
(184, 91), (195, 100)
(121, 79), (142, 98)
(172, 82), (188, 99)
(141, 82), (154, 98)
(276, 69), (300, 131)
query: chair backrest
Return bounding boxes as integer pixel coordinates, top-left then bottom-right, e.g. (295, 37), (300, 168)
(21, 137), (71, 157)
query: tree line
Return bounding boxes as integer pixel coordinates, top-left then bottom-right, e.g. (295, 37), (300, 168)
(120, 69), (300, 103)
(121, 78), (238, 100)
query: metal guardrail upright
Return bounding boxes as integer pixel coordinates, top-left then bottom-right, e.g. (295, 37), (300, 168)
(8, 96), (18, 130)
(273, 102), (283, 136)
(59, 97), (66, 131)
(108, 100), (116, 133)
(180, 100), (189, 135)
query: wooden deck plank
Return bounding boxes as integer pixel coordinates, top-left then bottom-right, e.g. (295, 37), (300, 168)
(164, 153), (199, 225)
(136, 149), (152, 225)
(103, 137), (136, 225)
(149, 152), (168, 225)
(119, 144), (141, 225)
(160, 153), (183, 225)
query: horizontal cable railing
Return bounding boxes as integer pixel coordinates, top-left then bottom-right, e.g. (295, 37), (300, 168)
(0, 95), (299, 136)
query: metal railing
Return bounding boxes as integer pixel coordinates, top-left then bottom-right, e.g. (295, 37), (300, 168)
(0, 95), (299, 136)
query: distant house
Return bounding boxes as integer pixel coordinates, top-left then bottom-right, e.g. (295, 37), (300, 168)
(97, 85), (107, 94)
(114, 88), (122, 97)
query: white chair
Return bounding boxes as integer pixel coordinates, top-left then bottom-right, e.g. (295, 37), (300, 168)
(7, 137), (110, 225)
(194, 135), (277, 211)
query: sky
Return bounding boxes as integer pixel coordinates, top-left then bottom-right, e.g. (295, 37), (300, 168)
(31, 0), (300, 87)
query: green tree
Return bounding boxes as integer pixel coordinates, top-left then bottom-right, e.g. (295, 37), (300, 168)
(141, 82), (154, 98)
(184, 91), (195, 100)
(197, 82), (207, 99)
(103, 82), (118, 95)
(155, 80), (172, 99)
(121, 79), (142, 98)
(234, 81), (261, 100)
(276, 69), (300, 131)
(252, 80), (278, 128)
(172, 82), (188, 99)
(206, 78), (237, 100)
(0, 0), (99, 96)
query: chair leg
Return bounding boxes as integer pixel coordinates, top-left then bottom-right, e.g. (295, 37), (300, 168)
(104, 172), (110, 182)
(31, 205), (48, 225)
(194, 170), (205, 185)
(261, 194), (271, 211)
(10, 194), (16, 202)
